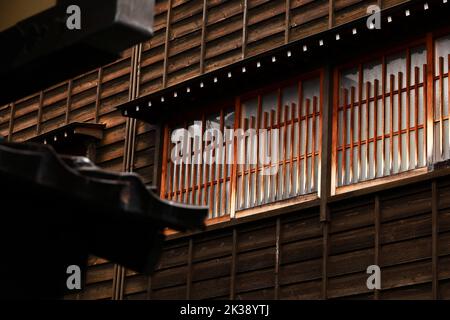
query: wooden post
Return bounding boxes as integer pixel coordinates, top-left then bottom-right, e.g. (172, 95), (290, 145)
(162, 0), (173, 88)
(432, 180), (439, 299)
(230, 228), (238, 299)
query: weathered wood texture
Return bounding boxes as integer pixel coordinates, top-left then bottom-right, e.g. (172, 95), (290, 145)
(120, 174), (450, 300)
(0, 0), (417, 300)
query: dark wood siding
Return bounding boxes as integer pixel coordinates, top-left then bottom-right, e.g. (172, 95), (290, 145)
(117, 173), (450, 300)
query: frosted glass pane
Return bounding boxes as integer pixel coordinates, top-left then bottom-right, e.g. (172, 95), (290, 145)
(242, 97), (258, 122)
(363, 60), (382, 99)
(282, 85), (297, 111)
(435, 35), (450, 74)
(340, 67), (359, 105)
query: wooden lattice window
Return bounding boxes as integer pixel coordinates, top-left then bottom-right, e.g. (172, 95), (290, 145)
(160, 72), (323, 219)
(332, 32), (450, 192)
(333, 43), (428, 189)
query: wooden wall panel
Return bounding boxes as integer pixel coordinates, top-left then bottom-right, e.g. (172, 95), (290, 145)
(75, 257), (115, 300)
(0, 104), (11, 139)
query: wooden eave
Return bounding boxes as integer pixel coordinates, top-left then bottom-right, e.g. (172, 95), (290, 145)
(28, 122), (106, 145)
(118, 0), (450, 124)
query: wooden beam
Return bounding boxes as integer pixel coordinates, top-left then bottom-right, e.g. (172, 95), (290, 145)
(328, 0), (334, 29)
(274, 218), (281, 299)
(285, 0), (291, 44)
(7, 102), (15, 142)
(65, 79), (73, 125)
(162, 0), (173, 88)
(36, 91), (44, 135)
(242, 0), (248, 59)
(94, 67), (103, 124)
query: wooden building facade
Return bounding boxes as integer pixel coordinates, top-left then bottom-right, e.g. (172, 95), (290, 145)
(1, 0), (450, 299)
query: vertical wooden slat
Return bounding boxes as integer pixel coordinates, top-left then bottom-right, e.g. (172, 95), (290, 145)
(269, 110), (276, 201)
(95, 67), (103, 123)
(318, 70), (324, 196)
(320, 66), (332, 222)
(162, 0), (173, 88)
(431, 180), (439, 299)
(414, 67), (420, 168)
(256, 97), (262, 204)
(439, 57), (445, 159)
(297, 81), (303, 194)
(240, 118), (248, 209)
(423, 64), (428, 166)
(357, 65), (363, 181)
(262, 112), (268, 203)
(304, 99), (310, 192)
(448, 55), (450, 154)
(192, 131), (200, 205)
(36, 91), (44, 135)
(199, 0), (208, 74)
(397, 72), (403, 172)
(173, 132), (180, 201)
(330, 70), (339, 195)
(276, 89), (282, 199)
(111, 264), (118, 300)
(160, 124), (170, 199)
(311, 97), (317, 191)
(221, 111), (228, 214)
(274, 218), (281, 300)
(215, 109), (225, 215)
(185, 125), (193, 206)
(7, 103), (15, 142)
(247, 116), (255, 207)
(204, 128), (211, 208)
(381, 56), (387, 176)
(181, 122), (188, 204)
(448, 54), (450, 156)
(285, 0), (291, 44)
(365, 82), (370, 179)
(65, 79), (73, 125)
(342, 90), (348, 186)
(289, 102), (296, 196)
(242, 0), (248, 59)
(197, 115), (206, 205)
(328, 0), (334, 29)
(406, 50), (411, 170)
(426, 33), (434, 165)
(282, 105), (288, 197)
(208, 122), (217, 216)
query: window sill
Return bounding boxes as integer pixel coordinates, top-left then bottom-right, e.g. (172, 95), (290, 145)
(333, 167), (428, 196)
(235, 193), (319, 219)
